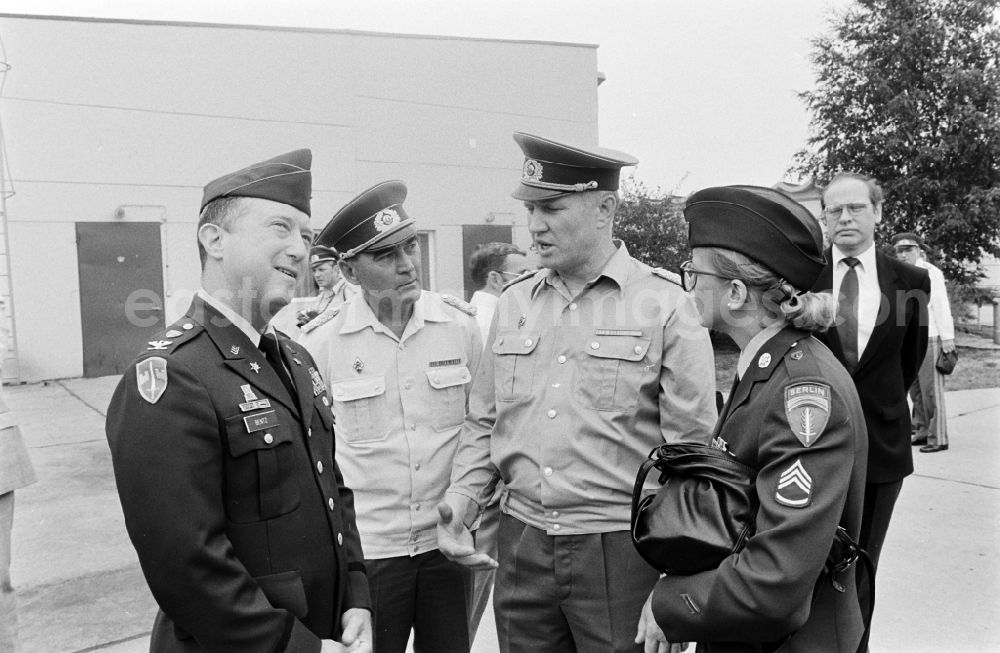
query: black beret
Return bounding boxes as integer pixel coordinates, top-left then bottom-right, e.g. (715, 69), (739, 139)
(511, 132), (638, 201)
(201, 149), (312, 216)
(316, 180), (416, 259)
(891, 232), (923, 248)
(309, 245), (338, 267)
(685, 185), (827, 289)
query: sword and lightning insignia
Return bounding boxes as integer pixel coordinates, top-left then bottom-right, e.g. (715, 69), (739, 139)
(136, 357), (168, 404)
(784, 382), (831, 447)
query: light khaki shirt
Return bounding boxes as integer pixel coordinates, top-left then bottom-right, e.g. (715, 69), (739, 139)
(301, 290), (482, 558)
(448, 243), (717, 535)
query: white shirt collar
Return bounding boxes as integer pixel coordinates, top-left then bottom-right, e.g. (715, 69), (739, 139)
(832, 242), (877, 273)
(196, 288), (265, 346)
(736, 323), (785, 380)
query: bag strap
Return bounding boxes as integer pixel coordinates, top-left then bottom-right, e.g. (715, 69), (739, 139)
(630, 454), (661, 528)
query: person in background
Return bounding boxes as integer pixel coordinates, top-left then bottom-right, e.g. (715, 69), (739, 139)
(438, 132), (717, 653)
(639, 185), (868, 653)
(296, 245), (352, 328)
(464, 241), (532, 642)
(812, 171), (929, 641)
(892, 232), (955, 453)
(300, 180), (482, 653)
(106, 149), (371, 653)
(468, 242), (532, 342)
(0, 298), (36, 653)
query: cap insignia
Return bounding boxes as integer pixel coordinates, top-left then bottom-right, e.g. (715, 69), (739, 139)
(522, 159), (544, 182)
(373, 207), (402, 233)
(784, 382), (831, 447)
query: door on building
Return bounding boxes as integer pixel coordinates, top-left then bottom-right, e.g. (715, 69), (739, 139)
(77, 222), (165, 377)
(461, 225), (513, 301)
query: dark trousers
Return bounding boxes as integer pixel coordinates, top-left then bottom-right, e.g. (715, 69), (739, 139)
(495, 514), (659, 653)
(857, 480), (903, 632)
(367, 549), (471, 653)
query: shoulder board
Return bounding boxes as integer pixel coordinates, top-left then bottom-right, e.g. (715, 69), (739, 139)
(143, 320), (204, 355)
(300, 305), (342, 334)
(501, 269), (538, 291)
(651, 267), (682, 286)
(440, 294), (477, 317)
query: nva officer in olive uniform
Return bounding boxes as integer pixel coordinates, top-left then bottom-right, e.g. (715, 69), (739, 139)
(106, 150), (371, 653)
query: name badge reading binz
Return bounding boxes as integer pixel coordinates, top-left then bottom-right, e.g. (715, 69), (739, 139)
(244, 410), (279, 433)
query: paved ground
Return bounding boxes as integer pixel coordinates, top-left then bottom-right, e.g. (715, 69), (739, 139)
(6, 372), (1000, 652)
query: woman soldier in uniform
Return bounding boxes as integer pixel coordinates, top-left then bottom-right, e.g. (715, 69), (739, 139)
(636, 185), (869, 653)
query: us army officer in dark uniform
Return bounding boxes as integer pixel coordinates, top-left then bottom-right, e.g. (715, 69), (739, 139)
(636, 187), (868, 653)
(106, 149), (372, 653)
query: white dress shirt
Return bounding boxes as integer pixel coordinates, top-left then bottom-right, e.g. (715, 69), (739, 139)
(469, 290), (498, 344)
(196, 288), (264, 346)
(832, 244), (880, 359)
(916, 259), (954, 340)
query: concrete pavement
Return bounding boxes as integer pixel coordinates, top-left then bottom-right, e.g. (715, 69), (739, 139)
(6, 376), (999, 652)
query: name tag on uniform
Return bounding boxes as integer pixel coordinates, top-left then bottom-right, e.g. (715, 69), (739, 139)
(595, 328), (643, 337)
(429, 358), (461, 367)
(239, 399), (271, 412)
(244, 410), (279, 433)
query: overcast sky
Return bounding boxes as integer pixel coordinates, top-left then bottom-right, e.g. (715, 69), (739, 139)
(2, 0), (850, 194)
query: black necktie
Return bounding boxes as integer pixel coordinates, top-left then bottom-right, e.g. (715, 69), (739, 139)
(838, 257), (860, 370)
(259, 333), (296, 399)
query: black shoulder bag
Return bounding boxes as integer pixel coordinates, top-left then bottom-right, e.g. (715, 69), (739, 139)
(630, 442), (874, 652)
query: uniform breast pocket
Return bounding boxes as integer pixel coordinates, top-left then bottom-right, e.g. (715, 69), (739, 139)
(492, 330), (539, 402)
(328, 376), (391, 444)
(574, 334), (651, 411)
(224, 415), (301, 523)
(426, 365), (472, 431)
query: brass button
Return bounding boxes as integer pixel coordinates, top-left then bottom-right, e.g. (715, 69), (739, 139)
(263, 433), (273, 445)
(328, 498), (335, 511)
(317, 461), (324, 474)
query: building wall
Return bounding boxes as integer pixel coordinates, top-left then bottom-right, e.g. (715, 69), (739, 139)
(0, 15), (600, 382)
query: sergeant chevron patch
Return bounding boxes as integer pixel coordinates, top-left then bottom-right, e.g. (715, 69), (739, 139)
(776, 458), (812, 508)
(784, 382), (831, 447)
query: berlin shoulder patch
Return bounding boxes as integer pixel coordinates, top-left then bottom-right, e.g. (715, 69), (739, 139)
(783, 382), (831, 447)
(136, 357), (168, 404)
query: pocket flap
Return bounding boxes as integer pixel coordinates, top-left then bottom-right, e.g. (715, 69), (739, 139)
(584, 335), (651, 361)
(225, 416), (293, 458)
(493, 331), (541, 355)
(329, 376), (387, 402)
(426, 366), (472, 389)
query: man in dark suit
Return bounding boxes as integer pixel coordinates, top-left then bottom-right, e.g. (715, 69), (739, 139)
(812, 171), (929, 632)
(106, 149), (372, 653)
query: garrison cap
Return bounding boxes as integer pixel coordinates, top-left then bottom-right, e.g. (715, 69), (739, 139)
(685, 185), (827, 289)
(316, 180), (416, 259)
(201, 149), (312, 216)
(891, 232), (923, 249)
(309, 245), (338, 268)
(511, 132), (638, 201)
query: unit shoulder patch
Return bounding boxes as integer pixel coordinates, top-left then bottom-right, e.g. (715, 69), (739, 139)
(784, 382), (831, 447)
(440, 294), (477, 317)
(136, 356), (169, 404)
(651, 267), (682, 286)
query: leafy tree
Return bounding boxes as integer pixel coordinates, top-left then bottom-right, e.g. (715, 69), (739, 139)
(613, 177), (689, 272)
(792, 0), (1000, 284)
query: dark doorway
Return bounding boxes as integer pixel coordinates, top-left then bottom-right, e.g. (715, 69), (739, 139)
(461, 225), (513, 301)
(77, 222), (165, 377)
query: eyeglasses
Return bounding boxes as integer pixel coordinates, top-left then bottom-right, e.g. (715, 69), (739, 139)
(680, 260), (734, 291)
(822, 203), (871, 219)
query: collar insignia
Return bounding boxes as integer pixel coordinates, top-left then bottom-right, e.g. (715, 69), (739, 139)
(147, 340), (171, 351)
(249, 361), (261, 373)
(758, 352), (772, 368)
